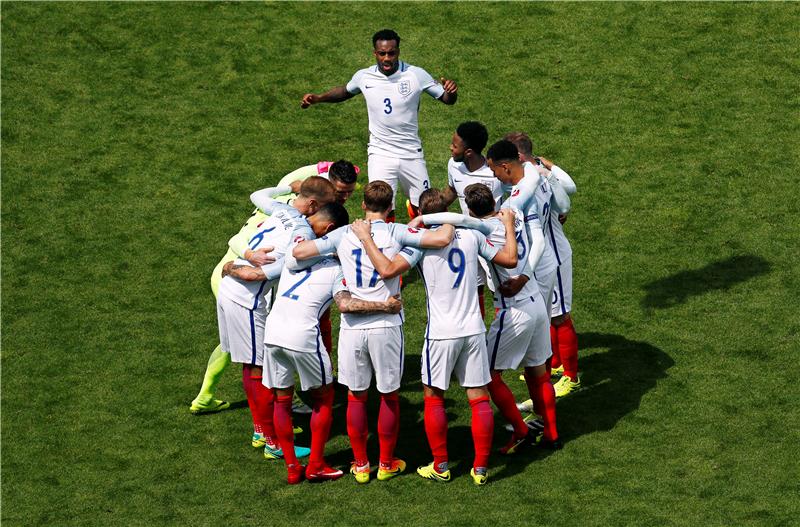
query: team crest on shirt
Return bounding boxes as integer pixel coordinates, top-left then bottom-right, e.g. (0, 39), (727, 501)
(293, 235), (306, 243)
(398, 80), (411, 96)
(511, 189), (520, 197)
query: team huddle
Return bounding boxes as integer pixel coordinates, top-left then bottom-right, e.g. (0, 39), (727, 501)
(190, 29), (580, 486)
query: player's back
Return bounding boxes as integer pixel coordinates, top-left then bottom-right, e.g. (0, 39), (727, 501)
(336, 221), (405, 329)
(264, 257), (343, 353)
(416, 228), (488, 340)
(483, 214), (540, 308)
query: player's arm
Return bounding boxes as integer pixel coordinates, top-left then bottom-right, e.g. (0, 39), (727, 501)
(487, 209), (518, 268)
(289, 226), (345, 270)
(250, 186), (294, 215)
(301, 86), (356, 108)
(334, 291), (403, 314)
(438, 78), (458, 105)
(548, 173), (571, 215)
(350, 220), (416, 279)
(544, 161), (577, 195)
(410, 212), (493, 236)
(391, 222), (455, 249)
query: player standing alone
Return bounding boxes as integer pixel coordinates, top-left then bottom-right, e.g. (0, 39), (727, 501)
(301, 29), (458, 219)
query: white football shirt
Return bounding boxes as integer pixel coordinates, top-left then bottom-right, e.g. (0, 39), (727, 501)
(447, 158), (507, 214)
(483, 214), (540, 308)
(313, 221), (423, 330)
(346, 62), (445, 159)
(409, 227), (499, 340)
(264, 256), (347, 353)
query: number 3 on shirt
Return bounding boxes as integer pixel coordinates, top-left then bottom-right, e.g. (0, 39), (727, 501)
(383, 98), (392, 114)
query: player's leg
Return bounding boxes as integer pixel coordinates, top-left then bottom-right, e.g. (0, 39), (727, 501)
(397, 157), (430, 219)
(456, 335), (494, 484)
(190, 269), (232, 413)
(263, 345), (311, 467)
(369, 326), (404, 479)
(368, 153), (400, 222)
(338, 329), (372, 481)
(417, 338), (454, 482)
(552, 258), (580, 396)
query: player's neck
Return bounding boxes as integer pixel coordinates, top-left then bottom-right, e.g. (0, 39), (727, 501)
(363, 211), (387, 222)
(464, 154), (486, 173)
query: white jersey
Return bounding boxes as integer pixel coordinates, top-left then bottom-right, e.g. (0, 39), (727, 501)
(313, 221), (423, 330)
(506, 163), (558, 279)
(545, 165), (575, 263)
(447, 157), (507, 214)
(346, 61), (445, 159)
(264, 256), (347, 353)
(218, 205), (313, 310)
(409, 227), (499, 340)
(483, 214), (540, 308)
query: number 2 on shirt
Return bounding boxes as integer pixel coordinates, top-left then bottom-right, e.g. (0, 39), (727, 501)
(448, 248), (465, 288)
(383, 98), (392, 114)
(282, 268), (312, 300)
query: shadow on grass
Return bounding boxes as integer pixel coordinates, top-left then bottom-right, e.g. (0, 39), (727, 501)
(641, 255), (770, 310)
(490, 332), (674, 482)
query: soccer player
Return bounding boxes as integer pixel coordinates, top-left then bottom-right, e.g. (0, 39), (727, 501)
(357, 188), (519, 485)
(189, 162), (358, 416)
(420, 184), (562, 452)
(290, 181), (455, 484)
(216, 177), (335, 458)
(505, 132), (580, 397)
(440, 121), (505, 318)
(301, 29), (458, 219)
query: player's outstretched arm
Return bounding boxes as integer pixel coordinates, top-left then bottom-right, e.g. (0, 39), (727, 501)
(490, 209), (519, 269)
(438, 77), (458, 105)
(395, 223), (454, 249)
(548, 164), (577, 195)
(250, 186), (294, 215)
(301, 86), (355, 108)
(334, 291), (403, 314)
(412, 212), (493, 236)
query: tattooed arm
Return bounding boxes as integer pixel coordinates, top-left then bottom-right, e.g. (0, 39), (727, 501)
(334, 291), (403, 314)
(221, 261), (266, 281)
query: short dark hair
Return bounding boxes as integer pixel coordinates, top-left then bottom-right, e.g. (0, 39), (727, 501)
(328, 160), (357, 185)
(363, 181), (394, 212)
(300, 176), (335, 204)
(316, 202), (350, 229)
(373, 29), (400, 47)
(503, 131), (534, 157)
(464, 183), (495, 218)
(418, 188), (448, 215)
(456, 121), (489, 154)
(486, 140), (519, 163)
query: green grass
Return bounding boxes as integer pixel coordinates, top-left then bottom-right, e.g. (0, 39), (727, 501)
(3, 2), (799, 526)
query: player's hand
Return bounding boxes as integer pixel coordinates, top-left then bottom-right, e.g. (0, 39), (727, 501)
(221, 261), (235, 278)
(498, 208), (515, 228)
(499, 275), (529, 297)
(536, 155), (554, 170)
(289, 180), (303, 194)
(351, 219), (372, 241)
(407, 216), (426, 229)
(440, 78), (458, 94)
(301, 94), (318, 108)
(385, 294), (403, 314)
(558, 214), (568, 225)
(244, 247), (276, 266)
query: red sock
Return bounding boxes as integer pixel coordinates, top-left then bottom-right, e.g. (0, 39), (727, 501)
(525, 371), (558, 441)
(274, 395), (297, 466)
(251, 376), (276, 441)
(558, 318), (579, 380)
(309, 387), (335, 469)
(242, 365), (259, 432)
(469, 396), (494, 469)
(550, 324), (562, 369)
(320, 309), (333, 357)
(378, 392), (400, 466)
(423, 396), (448, 468)
(488, 374), (528, 437)
(478, 289), (486, 319)
(346, 392), (369, 466)
(386, 211), (396, 223)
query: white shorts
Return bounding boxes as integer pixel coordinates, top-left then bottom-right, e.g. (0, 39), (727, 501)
(368, 153), (430, 207)
(421, 334), (491, 391)
(263, 345), (333, 391)
(337, 326), (404, 393)
(217, 294), (266, 365)
(487, 297), (551, 370)
(535, 268), (557, 317)
(551, 255), (573, 317)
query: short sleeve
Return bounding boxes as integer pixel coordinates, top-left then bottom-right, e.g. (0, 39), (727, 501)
(390, 223), (429, 248)
(346, 70), (363, 95)
(414, 67), (445, 99)
(313, 225), (347, 255)
(475, 231), (500, 262)
(446, 159), (456, 187)
(397, 245), (423, 268)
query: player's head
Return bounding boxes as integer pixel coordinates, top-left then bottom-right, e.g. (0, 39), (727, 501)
(486, 140), (522, 185)
(296, 176), (335, 216)
(418, 188), (448, 215)
(372, 29), (400, 76)
(464, 183), (496, 218)
(503, 131), (534, 162)
(309, 202), (350, 237)
(451, 121), (489, 162)
(327, 159), (358, 204)
(362, 181), (394, 215)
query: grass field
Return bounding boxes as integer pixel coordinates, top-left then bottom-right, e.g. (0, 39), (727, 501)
(2, 2), (799, 526)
